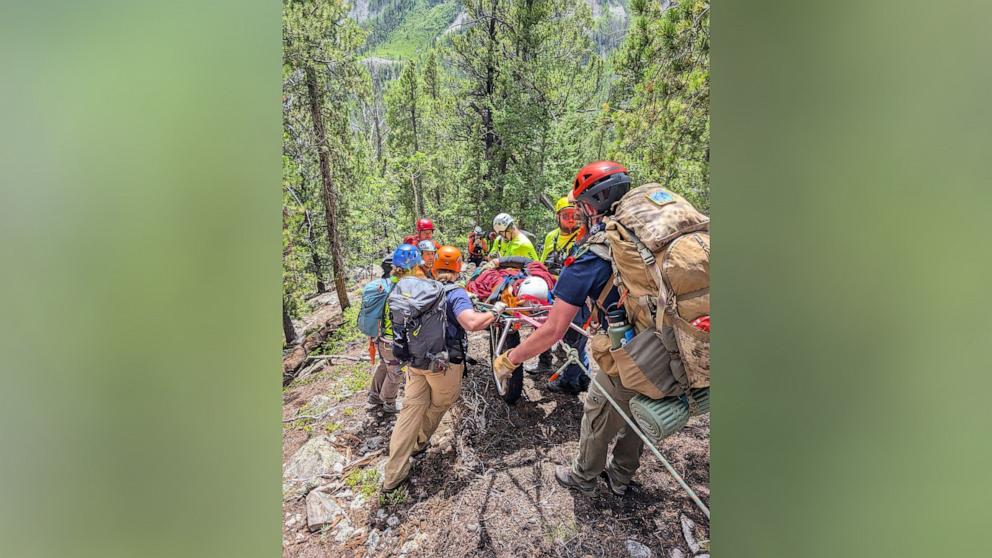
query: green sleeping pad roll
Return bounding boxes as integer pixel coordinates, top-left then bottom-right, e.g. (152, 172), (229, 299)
(629, 394), (690, 443)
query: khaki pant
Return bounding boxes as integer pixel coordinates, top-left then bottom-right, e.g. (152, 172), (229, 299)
(383, 363), (464, 489)
(369, 338), (404, 404)
(571, 369), (644, 489)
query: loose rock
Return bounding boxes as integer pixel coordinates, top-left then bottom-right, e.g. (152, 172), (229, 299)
(283, 436), (345, 500)
(334, 519), (355, 543)
(626, 539), (654, 558)
(668, 549), (685, 558)
(387, 514), (400, 527)
(305, 490), (344, 532)
(366, 529), (382, 551)
(680, 515), (702, 554)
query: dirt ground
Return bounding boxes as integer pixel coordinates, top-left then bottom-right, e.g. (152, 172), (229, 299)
(282, 322), (710, 558)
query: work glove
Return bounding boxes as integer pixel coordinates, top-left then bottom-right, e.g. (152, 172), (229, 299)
(492, 351), (518, 381)
(490, 301), (508, 315)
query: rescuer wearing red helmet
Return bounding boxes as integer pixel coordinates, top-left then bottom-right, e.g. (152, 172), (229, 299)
(404, 218), (440, 249)
(492, 161), (642, 497)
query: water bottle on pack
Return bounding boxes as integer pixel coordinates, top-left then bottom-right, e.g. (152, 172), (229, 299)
(606, 303), (635, 349)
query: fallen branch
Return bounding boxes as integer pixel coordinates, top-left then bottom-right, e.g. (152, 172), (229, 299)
(306, 354), (369, 366)
(282, 316), (345, 385)
(282, 409), (334, 423)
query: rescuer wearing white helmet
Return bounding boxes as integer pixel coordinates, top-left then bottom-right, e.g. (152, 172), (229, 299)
(487, 213), (539, 261)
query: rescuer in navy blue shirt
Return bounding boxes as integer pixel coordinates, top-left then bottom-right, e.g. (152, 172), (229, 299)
(492, 161), (647, 497)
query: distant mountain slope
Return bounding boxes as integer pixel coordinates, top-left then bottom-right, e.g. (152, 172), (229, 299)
(353, 0), (629, 61)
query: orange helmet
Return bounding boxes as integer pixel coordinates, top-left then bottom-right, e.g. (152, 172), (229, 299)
(433, 245), (463, 273)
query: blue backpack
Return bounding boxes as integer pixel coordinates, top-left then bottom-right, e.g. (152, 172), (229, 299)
(357, 278), (393, 337)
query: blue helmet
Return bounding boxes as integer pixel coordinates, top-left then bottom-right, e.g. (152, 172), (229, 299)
(393, 244), (421, 270)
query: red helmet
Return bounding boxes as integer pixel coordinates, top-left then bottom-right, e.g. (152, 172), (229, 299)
(415, 218), (435, 231)
(572, 161), (631, 216)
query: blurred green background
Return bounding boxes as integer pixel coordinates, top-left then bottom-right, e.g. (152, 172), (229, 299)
(1, 2), (280, 557)
(714, 0), (992, 556)
(3, 0), (992, 556)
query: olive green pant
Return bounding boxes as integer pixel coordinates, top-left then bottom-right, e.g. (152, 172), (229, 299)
(571, 369), (644, 489)
(369, 338), (404, 405)
(383, 363), (464, 490)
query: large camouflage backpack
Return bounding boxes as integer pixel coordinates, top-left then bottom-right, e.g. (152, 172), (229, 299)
(586, 184), (710, 399)
(387, 276), (454, 372)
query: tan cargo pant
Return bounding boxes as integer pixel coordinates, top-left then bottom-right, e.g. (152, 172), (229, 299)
(382, 363), (464, 490)
(571, 368), (644, 489)
(369, 338), (404, 405)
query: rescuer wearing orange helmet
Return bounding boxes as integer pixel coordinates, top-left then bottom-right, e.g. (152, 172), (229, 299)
(382, 246), (505, 493)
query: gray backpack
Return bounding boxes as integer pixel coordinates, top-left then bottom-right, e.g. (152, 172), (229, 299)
(387, 277), (454, 372)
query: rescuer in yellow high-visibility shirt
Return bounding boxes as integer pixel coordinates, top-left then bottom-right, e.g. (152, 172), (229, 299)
(539, 197), (582, 276)
(487, 212), (539, 261)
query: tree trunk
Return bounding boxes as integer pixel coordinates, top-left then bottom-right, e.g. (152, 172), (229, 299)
(305, 65), (350, 310)
(411, 171), (425, 218)
(409, 66), (420, 153)
(304, 211), (327, 293)
(297, 173), (327, 293)
(282, 300), (298, 346)
(372, 73), (387, 177)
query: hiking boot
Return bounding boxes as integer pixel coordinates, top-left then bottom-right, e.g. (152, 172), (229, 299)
(367, 393), (383, 406)
(547, 376), (579, 394)
(411, 444), (429, 459)
(381, 478), (408, 496)
(554, 465), (596, 496)
(600, 471), (629, 497)
(382, 401), (400, 414)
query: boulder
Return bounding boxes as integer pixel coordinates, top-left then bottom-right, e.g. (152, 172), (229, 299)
(283, 436), (345, 500)
(305, 490), (344, 532)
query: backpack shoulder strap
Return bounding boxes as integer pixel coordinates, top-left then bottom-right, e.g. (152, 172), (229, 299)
(588, 272), (616, 328)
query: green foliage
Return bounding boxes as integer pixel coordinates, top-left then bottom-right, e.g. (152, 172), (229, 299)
(369, 0), (459, 59)
(342, 363), (372, 394)
(605, 0), (710, 211)
(379, 485), (408, 506)
(344, 467), (382, 498)
(281, 0), (710, 317)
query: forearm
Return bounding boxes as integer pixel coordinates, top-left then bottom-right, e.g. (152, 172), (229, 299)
(509, 320), (567, 363)
(507, 301), (578, 363)
(457, 310), (497, 331)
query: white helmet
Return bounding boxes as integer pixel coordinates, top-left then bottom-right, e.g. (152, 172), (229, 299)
(492, 213), (515, 233)
(417, 240), (436, 253)
(517, 276), (550, 304)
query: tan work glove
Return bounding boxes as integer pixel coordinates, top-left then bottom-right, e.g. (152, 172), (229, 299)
(492, 351), (518, 380)
(479, 259), (498, 272)
(490, 301), (507, 315)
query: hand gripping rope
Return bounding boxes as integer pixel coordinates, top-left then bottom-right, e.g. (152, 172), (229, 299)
(495, 307), (711, 519)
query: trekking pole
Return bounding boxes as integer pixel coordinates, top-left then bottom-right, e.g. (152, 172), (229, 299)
(549, 343), (710, 520)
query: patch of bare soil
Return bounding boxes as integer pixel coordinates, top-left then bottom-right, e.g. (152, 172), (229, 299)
(282, 330), (710, 558)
